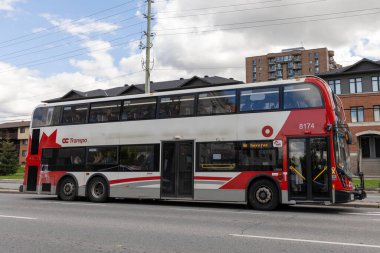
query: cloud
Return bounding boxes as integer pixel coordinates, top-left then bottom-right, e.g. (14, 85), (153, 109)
(41, 13), (120, 37)
(147, 0), (380, 82)
(0, 0), (23, 12)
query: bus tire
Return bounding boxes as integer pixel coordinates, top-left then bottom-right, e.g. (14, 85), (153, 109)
(58, 177), (77, 201)
(248, 179), (279, 211)
(88, 177), (108, 203)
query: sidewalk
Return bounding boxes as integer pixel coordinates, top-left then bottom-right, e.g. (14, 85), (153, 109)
(0, 179), (379, 208)
(0, 179), (23, 193)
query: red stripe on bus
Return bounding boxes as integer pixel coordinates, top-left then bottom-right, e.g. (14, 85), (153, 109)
(109, 176), (160, 185)
(195, 176), (232, 181)
(219, 172), (270, 190)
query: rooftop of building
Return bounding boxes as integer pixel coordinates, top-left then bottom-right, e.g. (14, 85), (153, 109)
(0, 121), (30, 129)
(43, 75), (244, 103)
(318, 58), (380, 76)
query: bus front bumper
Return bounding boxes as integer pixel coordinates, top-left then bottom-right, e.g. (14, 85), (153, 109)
(335, 189), (366, 203)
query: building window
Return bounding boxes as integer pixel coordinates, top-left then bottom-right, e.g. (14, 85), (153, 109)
(315, 67), (319, 74)
(21, 139), (28, 145)
(328, 80), (341, 94)
(349, 78), (362, 93)
(253, 66), (256, 73)
(350, 107), (364, 122)
(22, 150), (27, 157)
(20, 127), (25, 133)
(372, 76), (380, 92)
(253, 60), (256, 66)
(374, 106), (380, 121)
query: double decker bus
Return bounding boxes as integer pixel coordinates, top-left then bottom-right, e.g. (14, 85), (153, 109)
(22, 76), (366, 210)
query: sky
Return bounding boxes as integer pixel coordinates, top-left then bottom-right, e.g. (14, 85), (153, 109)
(0, 0), (380, 123)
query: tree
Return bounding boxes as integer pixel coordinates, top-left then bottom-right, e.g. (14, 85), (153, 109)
(0, 140), (19, 176)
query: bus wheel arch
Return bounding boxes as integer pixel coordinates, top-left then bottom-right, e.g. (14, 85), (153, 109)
(246, 175), (281, 211)
(57, 174), (78, 201)
(86, 174), (109, 203)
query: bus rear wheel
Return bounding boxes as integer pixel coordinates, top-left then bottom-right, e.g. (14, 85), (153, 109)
(58, 177), (77, 201)
(248, 179), (279, 211)
(88, 177), (108, 203)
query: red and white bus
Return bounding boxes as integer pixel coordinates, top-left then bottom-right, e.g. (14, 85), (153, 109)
(22, 76), (366, 210)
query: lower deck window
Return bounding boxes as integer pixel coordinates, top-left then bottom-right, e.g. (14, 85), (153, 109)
(197, 141), (282, 172)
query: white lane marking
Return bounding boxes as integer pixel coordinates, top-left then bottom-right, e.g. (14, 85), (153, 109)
(39, 201), (107, 207)
(230, 234), (380, 249)
(172, 208), (262, 215)
(345, 213), (380, 216)
(0, 214), (37, 220)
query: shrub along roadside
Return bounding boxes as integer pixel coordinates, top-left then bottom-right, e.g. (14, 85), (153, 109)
(0, 140), (19, 176)
(0, 166), (24, 180)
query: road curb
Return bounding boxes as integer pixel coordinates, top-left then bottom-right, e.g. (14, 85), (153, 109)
(338, 202), (380, 208)
(0, 189), (22, 194)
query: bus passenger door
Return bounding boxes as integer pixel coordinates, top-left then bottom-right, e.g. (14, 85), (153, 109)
(161, 141), (194, 199)
(288, 137), (331, 201)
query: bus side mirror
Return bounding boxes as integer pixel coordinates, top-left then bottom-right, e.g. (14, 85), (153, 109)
(345, 131), (353, 145)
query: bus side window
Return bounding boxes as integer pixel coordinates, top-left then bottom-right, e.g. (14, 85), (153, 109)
(197, 90), (236, 116)
(240, 88), (279, 112)
(283, 83), (323, 110)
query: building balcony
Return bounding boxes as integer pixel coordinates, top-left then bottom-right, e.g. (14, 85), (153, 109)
(293, 55), (301, 62)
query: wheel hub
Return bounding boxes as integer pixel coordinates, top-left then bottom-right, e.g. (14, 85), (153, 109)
(63, 183), (74, 196)
(256, 186), (272, 204)
(92, 183), (104, 197)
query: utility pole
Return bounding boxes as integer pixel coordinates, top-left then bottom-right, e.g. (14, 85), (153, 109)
(144, 0), (153, 93)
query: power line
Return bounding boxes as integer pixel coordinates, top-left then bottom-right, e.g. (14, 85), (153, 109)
(154, 7), (380, 32)
(0, 22), (145, 62)
(154, 9), (380, 36)
(155, 0), (327, 19)
(156, 0), (283, 14)
(0, 35), (141, 74)
(0, 0), (140, 46)
(0, 0), (319, 60)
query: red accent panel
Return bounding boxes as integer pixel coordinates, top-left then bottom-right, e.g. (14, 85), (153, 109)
(109, 176), (161, 185)
(275, 109), (327, 139)
(194, 176), (232, 181)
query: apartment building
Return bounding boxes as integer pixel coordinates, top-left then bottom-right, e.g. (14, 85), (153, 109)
(318, 58), (380, 176)
(0, 121), (30, 164)
(246, 47), (341, 83)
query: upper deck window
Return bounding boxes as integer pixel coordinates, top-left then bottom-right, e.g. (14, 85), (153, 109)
(197, 90), (236, 115)
(121, 97), (156, 120)
(61, 104), (88, 124)
(32, 106), (60, 127)
(89, 101), (121, 123)
(159, 94), (195, 118)
(240, 87), (279, 112)
(283, 83), (323, 110)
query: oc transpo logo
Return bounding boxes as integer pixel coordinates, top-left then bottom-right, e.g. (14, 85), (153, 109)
(62, 137), (88, 144)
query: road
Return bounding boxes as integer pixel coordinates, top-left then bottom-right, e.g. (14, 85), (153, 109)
(0, 193), (380, 253)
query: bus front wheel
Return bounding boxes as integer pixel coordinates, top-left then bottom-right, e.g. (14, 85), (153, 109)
(248, 179), (279, 211)
(58, 177), (77, 201)
(88, 177), (109, 203)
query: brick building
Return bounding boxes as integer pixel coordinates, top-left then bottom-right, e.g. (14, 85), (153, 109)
(318, 58), (380, 176)
(0, 121), (30, 164)
(245, 47), (341, 83)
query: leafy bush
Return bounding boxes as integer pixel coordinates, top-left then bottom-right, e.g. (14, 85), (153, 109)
(0, 141), (19, 176)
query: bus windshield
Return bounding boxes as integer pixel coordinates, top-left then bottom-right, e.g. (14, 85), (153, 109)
(334, 131), (351, 178)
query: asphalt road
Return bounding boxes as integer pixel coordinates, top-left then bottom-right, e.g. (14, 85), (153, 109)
(1, 193), (380, 253)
